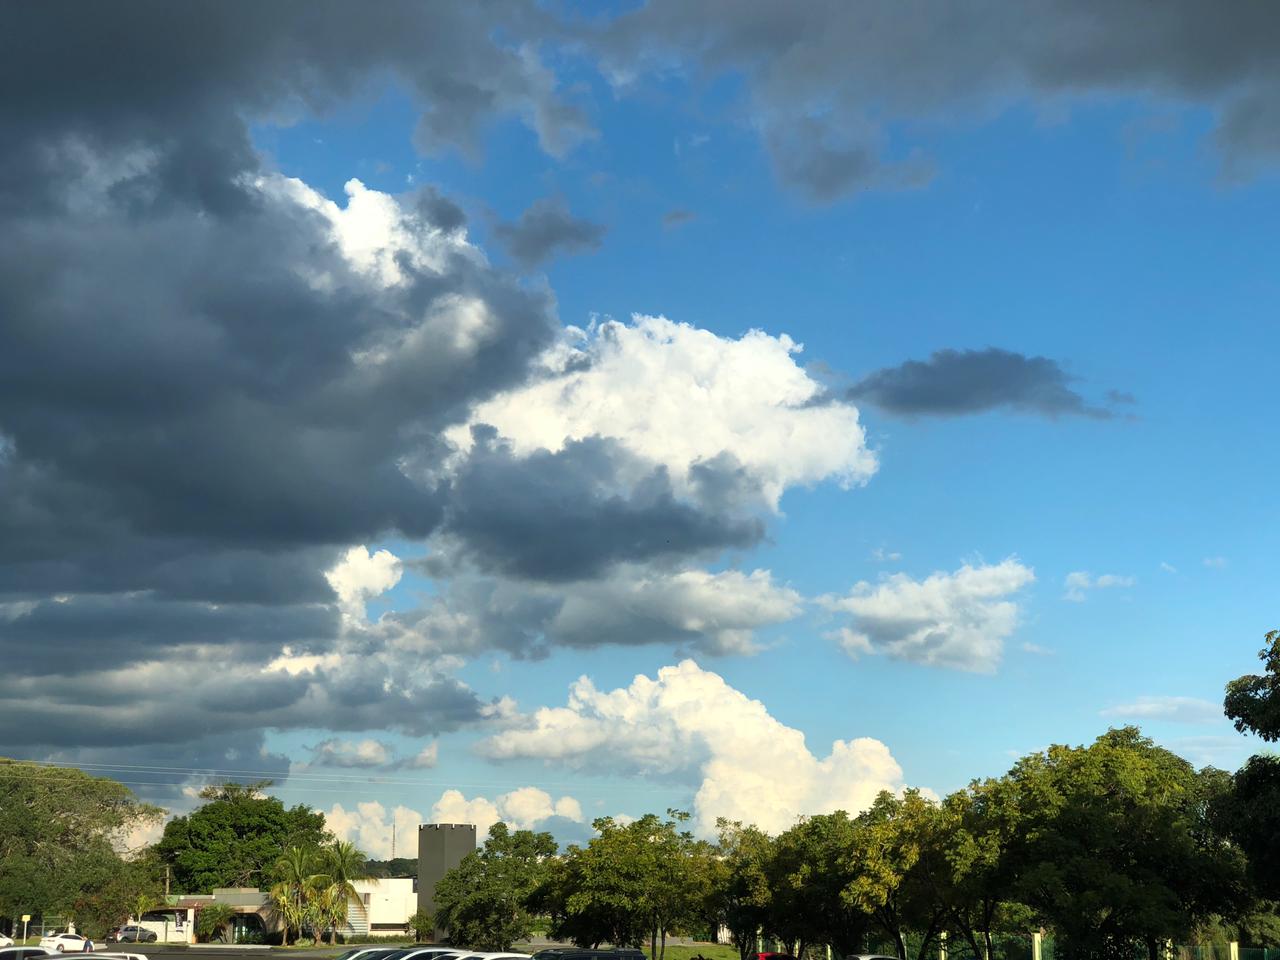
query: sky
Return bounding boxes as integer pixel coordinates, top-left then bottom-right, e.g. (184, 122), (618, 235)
(2, 1), (1278, 856)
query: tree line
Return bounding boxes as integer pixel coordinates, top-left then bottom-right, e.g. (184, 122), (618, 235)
(432, 632), (1280, 960)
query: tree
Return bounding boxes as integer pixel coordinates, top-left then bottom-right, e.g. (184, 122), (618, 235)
(769, 812), (872, 960)
(845, 792), (944, 960)
(0, 758), (162, 922)
(1222, 630), (1280, 902)
(1219, 755), (1280, 901)
(923, 779), (1028, 960)
(316, 839), (370, 944)
(1225, 630), (1280, 741)
(713, 820), (775, 960)
(155, 784), (329, 892)
(1005, 728), (1248, 960)
(408, 908), (434, 942)
(434, 822), (557, 950)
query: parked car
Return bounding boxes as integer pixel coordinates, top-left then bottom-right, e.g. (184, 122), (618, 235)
(0, 936), (13, 948)
(0, 947), (55, 960)
(92, 952), (147, 960)
(532, 951), (645, 960)
(104, 929), (154, 945)
(37, 934), (90, 953)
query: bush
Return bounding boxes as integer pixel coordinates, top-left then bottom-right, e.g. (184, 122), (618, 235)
(195, 904), (236, 943)
(408, 909), (434, 942)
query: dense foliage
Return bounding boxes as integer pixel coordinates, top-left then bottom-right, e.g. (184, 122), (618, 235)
(434, 822), (558, 950)
(0, 759), (162, 934)
(155, 781), (330, 892)
(434, 727), (1273, 960)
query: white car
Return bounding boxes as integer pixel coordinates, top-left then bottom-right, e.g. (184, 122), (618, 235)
(0, 938), (13, 949)
(38, 933), (90, 953)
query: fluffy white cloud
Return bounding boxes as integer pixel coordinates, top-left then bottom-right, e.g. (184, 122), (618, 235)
(1101, 696), (1221, 724)
(431, 786), (585, 838)
(308, 737), (393, 768)
(821, 558), (1035, 672)
(1063, 570), (1135, 602)
(326, 545), (402, 621)
(446, 315), (877, 507)
(481, 660), (907, 836)
(326, 801), (426, 860)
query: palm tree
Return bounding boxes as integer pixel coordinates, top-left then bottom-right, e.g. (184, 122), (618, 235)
(317, 840), (370, 944)
(273, 846), (315, 945)
(267, 882), (302, 948)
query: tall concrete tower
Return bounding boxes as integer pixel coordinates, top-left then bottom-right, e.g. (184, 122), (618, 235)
(417, 823), (477, 939)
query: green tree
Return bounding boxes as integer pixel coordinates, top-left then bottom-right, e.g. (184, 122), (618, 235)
(1006, 728), (1248, 960)
(408, 908), (434, 942)
(315, 839), (370, 944)
(155, 782), (329, 892)
(545, 812), (710, 959)
(71, 856), (162, 938)
(923, 779), (1028, 960)
(845, 791), (944, 960)
(434, 822), (557, 950)
(769, 811), (872, 959)
(1222, 629), (1280, 901)
(712, 820), (775, 960)
(1219, 755), (1280, 901)
(1225, 630), (1280, 741)
(0, 758), (162, 922)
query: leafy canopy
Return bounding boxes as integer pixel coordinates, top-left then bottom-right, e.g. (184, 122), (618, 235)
(434, 822), (558, 951)
(155, 780), (330, 892)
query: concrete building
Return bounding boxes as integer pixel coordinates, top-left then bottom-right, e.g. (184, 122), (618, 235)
(417, 823), (476, 936)
(350, 878), (417, 937)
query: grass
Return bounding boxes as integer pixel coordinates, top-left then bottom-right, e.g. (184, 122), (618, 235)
(656, 945), (740, 960)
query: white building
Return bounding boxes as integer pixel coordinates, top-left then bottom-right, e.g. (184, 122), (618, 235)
(350, 878), (416, 937)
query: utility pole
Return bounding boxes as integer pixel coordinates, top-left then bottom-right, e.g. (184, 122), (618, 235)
(164, 866), (171, 898)
(392, 822), (396, 860)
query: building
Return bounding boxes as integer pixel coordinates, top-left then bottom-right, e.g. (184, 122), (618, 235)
(350, 878), (417, 937)
(417, 823), (476, 937)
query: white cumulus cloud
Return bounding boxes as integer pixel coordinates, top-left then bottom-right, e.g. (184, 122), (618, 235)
(325, 801), (426, 860)
(446, 315), (877, 508)
(480, 660), (907, 836)
(821, 558), (1035, 672)
(431, 786), (584, 838)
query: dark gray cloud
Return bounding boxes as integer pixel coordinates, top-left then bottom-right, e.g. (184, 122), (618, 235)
(0, 1), (581, 762)
(495, 198), (607, 268)
(848, 347), (1125, 419)
(594, 0), (1280, 200)
(385, 559), (798, 662)
(437, 431), (764, 581)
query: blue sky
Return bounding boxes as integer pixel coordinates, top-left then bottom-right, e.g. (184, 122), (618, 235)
(255, 78), (1276, 841)
(5, 2), (1278, 856)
